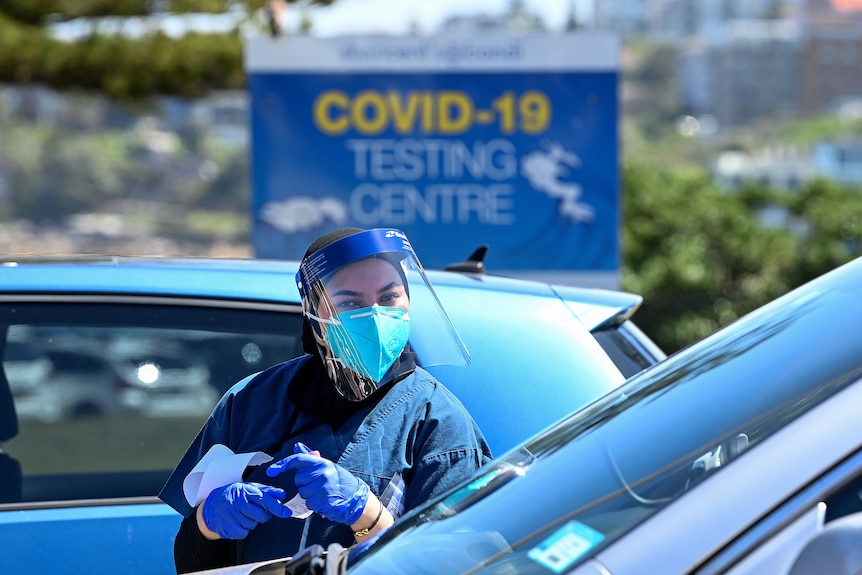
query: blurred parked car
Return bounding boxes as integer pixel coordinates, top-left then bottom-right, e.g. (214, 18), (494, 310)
(107, 338), (219, 417)
(7, 335), (218, 421)
(238, 255), (862, 575)
(0, 253), (662, 575)
(4, 339), (55, 421)
(35, 346), (128, 419)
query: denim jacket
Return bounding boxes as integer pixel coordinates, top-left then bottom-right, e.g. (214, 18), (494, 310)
(159, 355), (492, 564)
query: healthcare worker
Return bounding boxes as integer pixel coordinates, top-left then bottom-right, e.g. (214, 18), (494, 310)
(159, 227), (492, 573)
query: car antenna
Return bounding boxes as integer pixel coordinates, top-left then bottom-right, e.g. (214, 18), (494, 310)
(444, 245), (488, 275)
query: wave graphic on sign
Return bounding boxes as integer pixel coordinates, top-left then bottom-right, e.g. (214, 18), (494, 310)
(259, 196), (349, 233)
(521, 141), (594, 223)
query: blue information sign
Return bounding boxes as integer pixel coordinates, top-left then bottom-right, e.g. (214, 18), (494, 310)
(245, 33), (619, 287)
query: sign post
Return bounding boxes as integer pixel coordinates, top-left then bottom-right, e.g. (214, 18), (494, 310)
(245, 32), (619, 287)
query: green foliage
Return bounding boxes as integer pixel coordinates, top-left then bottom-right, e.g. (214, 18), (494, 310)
(3, 128), (128, 222)
(0, 25), (248, 99)
(784, 179), (862, 281)
(0, 1), (335, 100)
(186, 209), (248, 239)
(777, 116), (862, 146)
(0, 115), (240, 233)
(196, 151), (249, 211)
(621, 163), (861, 353)
(0, 2), (270, 24)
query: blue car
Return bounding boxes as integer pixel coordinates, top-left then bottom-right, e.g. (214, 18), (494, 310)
(0, 255), (662, 575)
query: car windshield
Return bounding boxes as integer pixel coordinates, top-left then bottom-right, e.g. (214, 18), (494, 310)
(346, 263), (862, 575)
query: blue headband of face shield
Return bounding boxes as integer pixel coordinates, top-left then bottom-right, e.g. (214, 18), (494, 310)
(296, 229), (415, 299)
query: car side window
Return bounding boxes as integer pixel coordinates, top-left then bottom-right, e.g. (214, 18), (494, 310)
(0, 302), (303, 505)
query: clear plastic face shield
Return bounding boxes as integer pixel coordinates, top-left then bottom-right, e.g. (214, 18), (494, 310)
(296, 229), (470, 401)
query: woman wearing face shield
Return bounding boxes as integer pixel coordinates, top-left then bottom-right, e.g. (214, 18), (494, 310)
(160, 228), (492, 573)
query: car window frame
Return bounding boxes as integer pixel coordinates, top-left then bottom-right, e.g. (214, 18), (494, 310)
(0, 295), (305, 509)
(591, 320), (665, 378)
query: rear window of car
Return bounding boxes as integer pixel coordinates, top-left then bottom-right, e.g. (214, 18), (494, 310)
(0, 302), (303, 505)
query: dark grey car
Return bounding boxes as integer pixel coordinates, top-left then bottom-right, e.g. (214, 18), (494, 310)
(216, 255), (862, 575)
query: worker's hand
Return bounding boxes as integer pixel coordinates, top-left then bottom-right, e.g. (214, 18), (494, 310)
(267, 442), (369, 526)
(201, 482), (293, 539)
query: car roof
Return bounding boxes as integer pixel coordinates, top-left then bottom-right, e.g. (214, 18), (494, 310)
(0, 256), (302, 303)
(0, 255), (643, 329)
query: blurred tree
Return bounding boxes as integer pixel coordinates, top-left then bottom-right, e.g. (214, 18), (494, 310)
(621, 163), (861, 353)
(5, 130), (127, 222)
(196, 152), (249, 211)
(621, 162), (797, 352)
(782, 178), (862, 283)
(0, 0), (334, 101)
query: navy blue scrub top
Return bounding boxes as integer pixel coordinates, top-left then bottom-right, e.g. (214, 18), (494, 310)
(159, 355), (492, 563)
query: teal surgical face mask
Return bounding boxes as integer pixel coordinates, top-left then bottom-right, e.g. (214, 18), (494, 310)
(325, 305), (410, 385)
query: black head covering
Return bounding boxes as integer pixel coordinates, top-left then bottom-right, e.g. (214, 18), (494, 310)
(300, 227), (363, 355)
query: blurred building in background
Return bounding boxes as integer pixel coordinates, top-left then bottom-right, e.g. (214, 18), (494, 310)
(3, 0), (862, 211)
(678, 19), (802, 128)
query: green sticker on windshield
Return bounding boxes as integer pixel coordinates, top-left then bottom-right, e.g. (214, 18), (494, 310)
(527, 520), (605, 573)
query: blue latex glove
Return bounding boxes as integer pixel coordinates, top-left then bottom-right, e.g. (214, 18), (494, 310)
(201, 482), (293, 540)
(267, 442), (369, 526)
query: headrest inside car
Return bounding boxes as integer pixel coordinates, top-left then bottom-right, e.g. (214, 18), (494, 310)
(789, 512), (862, 575)
(0, 330), (19, 443)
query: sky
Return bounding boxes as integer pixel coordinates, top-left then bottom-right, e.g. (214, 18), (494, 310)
(287, 0), (591, 37)
(52, 0), (592, 40)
